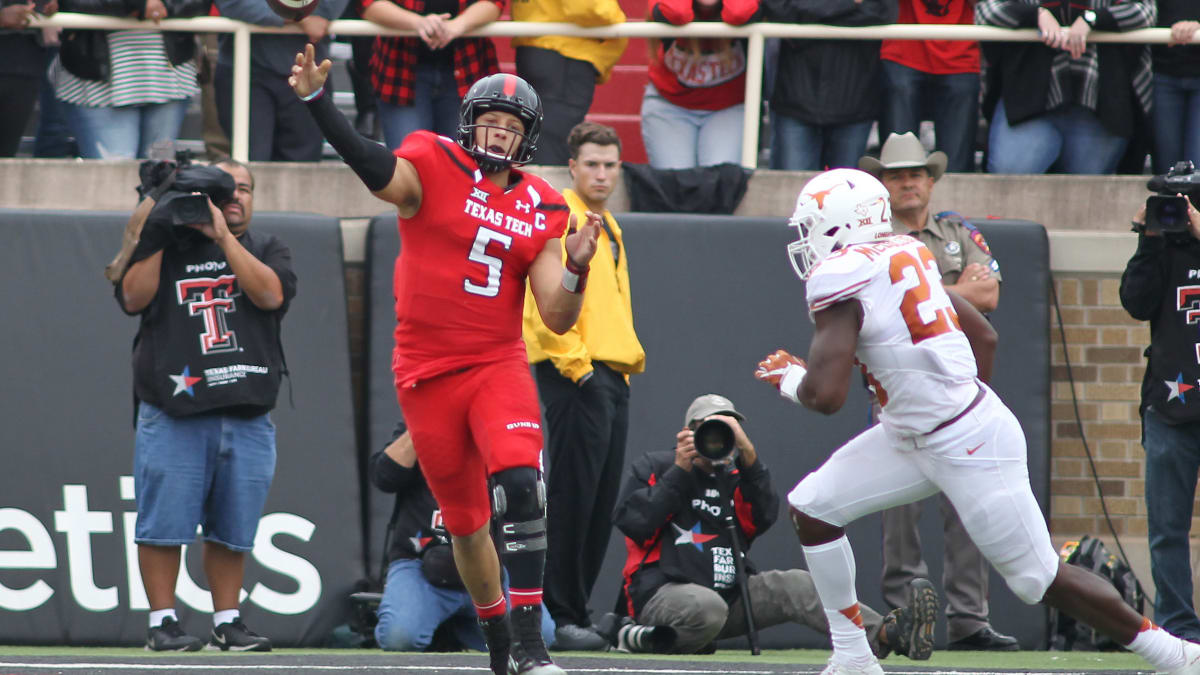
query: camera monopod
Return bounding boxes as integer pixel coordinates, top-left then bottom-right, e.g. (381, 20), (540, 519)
(718, 467), (760, 655)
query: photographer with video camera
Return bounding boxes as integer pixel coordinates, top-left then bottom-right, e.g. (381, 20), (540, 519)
(114, 156), (296, 652)
(608, 394), (937, 659)
(367, 420), (556, 652)
(1120, 162), (1200, 644)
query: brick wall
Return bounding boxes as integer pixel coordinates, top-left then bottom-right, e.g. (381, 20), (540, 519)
(1049, 273), (1151, 545)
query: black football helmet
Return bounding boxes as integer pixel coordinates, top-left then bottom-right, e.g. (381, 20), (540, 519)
(456, 73), (543, 173)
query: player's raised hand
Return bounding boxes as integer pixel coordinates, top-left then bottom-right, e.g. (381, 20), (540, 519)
(289, 43), (332, 99)
(564, 210), (602, 268)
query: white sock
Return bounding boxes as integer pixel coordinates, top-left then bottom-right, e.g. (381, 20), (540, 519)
(149, 608), (176, 628)
(1127, 620), (1186, 670)
(213, 609), (240, 628)
(802, 536), (874, 663)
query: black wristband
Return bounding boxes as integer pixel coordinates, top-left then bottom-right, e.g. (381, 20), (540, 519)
(304, 88), (396, 192)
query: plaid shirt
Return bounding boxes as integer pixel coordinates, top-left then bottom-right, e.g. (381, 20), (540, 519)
(366, 0), (504, 106)
(975, 0), (1154, 117)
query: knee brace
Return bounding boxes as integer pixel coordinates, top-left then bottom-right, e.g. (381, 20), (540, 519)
(490, 467), (547, 553)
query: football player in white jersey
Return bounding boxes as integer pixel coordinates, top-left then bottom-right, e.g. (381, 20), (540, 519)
(755, 168), (1200, 675)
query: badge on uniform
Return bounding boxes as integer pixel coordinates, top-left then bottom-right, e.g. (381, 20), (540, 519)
(945, 241), (961, 256)
(970, 229), (992, 255)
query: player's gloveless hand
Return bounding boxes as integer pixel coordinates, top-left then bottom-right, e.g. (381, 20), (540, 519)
(564, 211), (602, 268)
(288, 42), (332, 99)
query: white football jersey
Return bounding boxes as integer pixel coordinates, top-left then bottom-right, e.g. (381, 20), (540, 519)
(806, 234), (979, 436)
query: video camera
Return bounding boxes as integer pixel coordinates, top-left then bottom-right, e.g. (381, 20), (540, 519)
(1141, 161), (1200, 237)
(140, 150), (237, 229)
(693, 418), (737, 465)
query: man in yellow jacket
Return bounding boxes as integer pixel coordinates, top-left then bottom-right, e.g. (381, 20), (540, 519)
(511, 0), (627, 165)
(523, 122), (645, 650)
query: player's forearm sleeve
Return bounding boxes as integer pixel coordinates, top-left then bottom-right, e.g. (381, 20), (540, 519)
(304, 89), (396, 192)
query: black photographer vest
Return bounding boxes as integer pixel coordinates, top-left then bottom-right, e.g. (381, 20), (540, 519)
(123, 231), (295, 417)
(1125, 237), (1200, 425)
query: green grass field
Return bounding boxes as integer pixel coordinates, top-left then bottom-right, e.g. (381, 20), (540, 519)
(0, 645), (1155, 672)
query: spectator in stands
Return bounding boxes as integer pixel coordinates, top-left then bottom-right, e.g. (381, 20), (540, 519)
(523, 121), (645, 651)
(48, 0), (204, 159)
(975, 0), (1155, 174)
(610, 393), (939, 658)
(512, 0), (627, 165)
(361, 0), (503, 150)
(763, 0), (896, 171)
(1150, 2), (1200, 174)
(370, 421), (556, 652)
(0, 0), (56, 157)
(878, 0), (980, 173)
(214, 0), (348, 161)
(33, 30), (79, 158)
(641, 0), (761, 169)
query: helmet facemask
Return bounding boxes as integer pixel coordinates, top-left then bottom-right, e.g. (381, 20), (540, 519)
(456, 75), (543, 174)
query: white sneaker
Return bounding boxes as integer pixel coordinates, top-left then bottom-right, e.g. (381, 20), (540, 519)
(1162, 640), (1200, 674)
(819, 655), (884, 675)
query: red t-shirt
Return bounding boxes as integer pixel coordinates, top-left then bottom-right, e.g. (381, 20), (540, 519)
(879, 0), (980, 75)
(391, 132), (569, 387)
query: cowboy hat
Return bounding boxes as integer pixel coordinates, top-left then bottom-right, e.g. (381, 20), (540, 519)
(858, 132), (948, 182)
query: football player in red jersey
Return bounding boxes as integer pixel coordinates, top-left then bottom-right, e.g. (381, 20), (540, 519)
(290, 44), (600, 675)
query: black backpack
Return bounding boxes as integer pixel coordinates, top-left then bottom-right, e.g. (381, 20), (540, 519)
(1048, 536), (1147, 651)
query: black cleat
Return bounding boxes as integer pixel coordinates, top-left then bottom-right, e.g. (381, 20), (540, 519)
(883, 578), (938, 660)
(146, 617), (204, 652)
(510, 605), (566, 674)
(209, 618), (272, 652)
(479, 614), (514, 675)
(948, 624), (1020, 651)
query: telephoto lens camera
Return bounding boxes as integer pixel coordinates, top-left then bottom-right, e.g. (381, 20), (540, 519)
(693, 418), (737, 464)
(1142, 161), (1200, 237)
(141, 150), (237, 229)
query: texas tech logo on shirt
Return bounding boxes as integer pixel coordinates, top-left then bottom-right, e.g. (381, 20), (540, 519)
(176, 274), (241, 354)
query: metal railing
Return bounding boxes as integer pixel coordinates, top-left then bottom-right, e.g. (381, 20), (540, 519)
(29, 14), (1189, 167)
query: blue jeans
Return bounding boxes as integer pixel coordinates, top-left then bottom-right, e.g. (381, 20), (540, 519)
(378, 62), (461, 150)
(880, 61), (980, 173)
(133, 402), (276, 551)
(986, 100), (1127, 174)
(1151, 72), (1200, 174)
(1142, 407), (1200, 642)
(65, 98), (190, 159)
(769, 112), (872, 171)
(640, 83), (744, 169)
(375, 558), (556, 651)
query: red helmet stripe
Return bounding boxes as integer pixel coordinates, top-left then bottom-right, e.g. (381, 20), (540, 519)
(502, 75), (517, 97)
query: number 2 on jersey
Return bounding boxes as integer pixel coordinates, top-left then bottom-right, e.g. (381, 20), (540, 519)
(464, 226), (513, 297)
(889, 247), (961, 344)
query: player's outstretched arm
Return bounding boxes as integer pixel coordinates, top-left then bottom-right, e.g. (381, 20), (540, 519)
(527, 211), (602, 334)
(799, 300), (861, 414)
(948, 290), (997, 383)
(288, 44), (422, 216)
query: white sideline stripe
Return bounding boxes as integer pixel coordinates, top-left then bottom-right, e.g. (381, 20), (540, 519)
(0, 666), (1098, 675)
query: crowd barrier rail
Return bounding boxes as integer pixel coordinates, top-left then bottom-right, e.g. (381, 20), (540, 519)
(30, 14), (1191, 167)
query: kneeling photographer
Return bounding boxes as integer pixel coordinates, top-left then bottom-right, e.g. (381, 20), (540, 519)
(608, 394), (934, 659)
(1119, 162), (1200, 643)
(367, 420), (556, 652)
(113, 156), (296, 651)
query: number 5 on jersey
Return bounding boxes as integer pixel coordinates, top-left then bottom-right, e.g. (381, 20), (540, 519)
(464, 226), (513, 298)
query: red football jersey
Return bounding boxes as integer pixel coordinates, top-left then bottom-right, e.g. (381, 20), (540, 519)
(391, 132), (570, 387)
